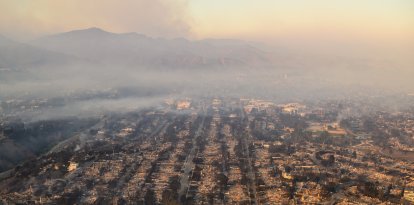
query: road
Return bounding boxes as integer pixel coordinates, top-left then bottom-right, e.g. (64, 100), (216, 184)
(48, 118), (106, 154)
(239, 102), (258, 205)
(179, 108), (206, 199)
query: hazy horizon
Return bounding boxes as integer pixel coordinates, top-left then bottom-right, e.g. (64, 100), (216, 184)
(1, 1), (413, 43)
(1, 0), (413, 119)
(1, 0), (412, 72)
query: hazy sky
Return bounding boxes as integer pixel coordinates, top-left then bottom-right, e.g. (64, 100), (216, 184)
(0, 0), (413, 45)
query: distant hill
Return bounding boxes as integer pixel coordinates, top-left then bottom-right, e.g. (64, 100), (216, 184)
(30, 28), (272, 68)
(0, 35), (80, 69)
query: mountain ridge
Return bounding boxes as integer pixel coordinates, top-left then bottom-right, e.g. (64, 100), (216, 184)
(29, 28), (272, 68)
(0, 35), (82, 69)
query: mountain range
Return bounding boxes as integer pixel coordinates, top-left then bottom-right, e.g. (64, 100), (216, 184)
(0, 34), (79, 69)
(0, 28), (273, 69)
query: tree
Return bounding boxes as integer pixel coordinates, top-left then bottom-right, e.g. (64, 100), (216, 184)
(217, 173), (228, 187)
(327, 155), (335, 166)
(362, 181), (379, 198)
(169, 176), (181, 191)
(162, 190), (180, 205)
(144, 190), (156, 205)
(384, 184), (393, 199)
(352, 151), (357, 159)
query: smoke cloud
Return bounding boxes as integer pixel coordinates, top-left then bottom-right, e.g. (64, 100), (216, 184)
(0, 0), (192, 40)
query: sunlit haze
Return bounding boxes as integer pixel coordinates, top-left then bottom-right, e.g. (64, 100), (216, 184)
(1, 0), (413, 44)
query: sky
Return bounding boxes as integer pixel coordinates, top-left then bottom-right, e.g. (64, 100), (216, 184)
(191, 0), (413, 44)
(0, 0), (413, 46)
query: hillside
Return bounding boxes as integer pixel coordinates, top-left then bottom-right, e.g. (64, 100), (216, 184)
(30, 28), (271, 68)
(0, 35), (80, 69)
